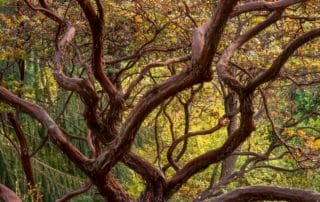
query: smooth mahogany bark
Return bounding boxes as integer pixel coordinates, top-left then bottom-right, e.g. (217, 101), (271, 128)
(206, 186), (320, 202)
(0, 183), (22, 202)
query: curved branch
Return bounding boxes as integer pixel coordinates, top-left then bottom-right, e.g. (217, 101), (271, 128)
(76, 0), (123, 144)
(0, 87), (90, 172)
(217, 11), (282, 93)
(163, 11), (284, 198)
(93, 0), (239, 179)
(0, 183), (22, 202)
(231, 0), (306, 17)
(105, 45), (186, 65)
(123, 152), (165, 184)
(30, 136), (49, 157)
(92, 173), (134, 201)
(53, 22), (105, 142)
(56, 181), (92, 202)
(206, 186), (320, 202)
(167, 116), (225, 171)
(123, 152), (166, 201)
(75, 0), (119, 100)
(165, 93), (255, 199)
(246, 28), (320, 92)
(124, 54), (191, 99)
(23, 0), (63, 23)
(191, 0), (239, 75)
(38, 0), (50, 9)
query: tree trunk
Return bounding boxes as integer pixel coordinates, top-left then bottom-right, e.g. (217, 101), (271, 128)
(220, 92), (239, 179)
(196, 91), (239, 201)
(139, 183), (165, 202)
(93, 173), (134, 202)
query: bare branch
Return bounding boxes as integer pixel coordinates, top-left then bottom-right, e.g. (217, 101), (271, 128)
(246, 28), (320, 92)
(124, 54), (191, 99)
(93, 0), (240, 179)
(206, 186), (320, 202)
(217, 11), (282, 93)
(56, 181), (92, 202)
(231, 0), (306, 17)
(76, 0), (119, 100)
(23, 0), (63, 23)
(0, 86), (91, 171)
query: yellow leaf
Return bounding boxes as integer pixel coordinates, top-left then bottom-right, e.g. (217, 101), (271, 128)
(296, 130), (306, 138)
(284, 128), (294, 137)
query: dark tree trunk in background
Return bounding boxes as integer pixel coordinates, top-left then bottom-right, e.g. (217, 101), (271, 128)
(8, 113), (42, 202)
(221, 91), (239, 179)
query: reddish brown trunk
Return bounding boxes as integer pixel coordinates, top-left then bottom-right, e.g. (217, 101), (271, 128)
(197, 92), (239, 201)
(93, 173), (134, 202)
(139, 184), (165, 202)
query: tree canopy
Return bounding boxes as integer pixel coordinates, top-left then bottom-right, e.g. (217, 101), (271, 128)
(1, 0), (320, 201)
